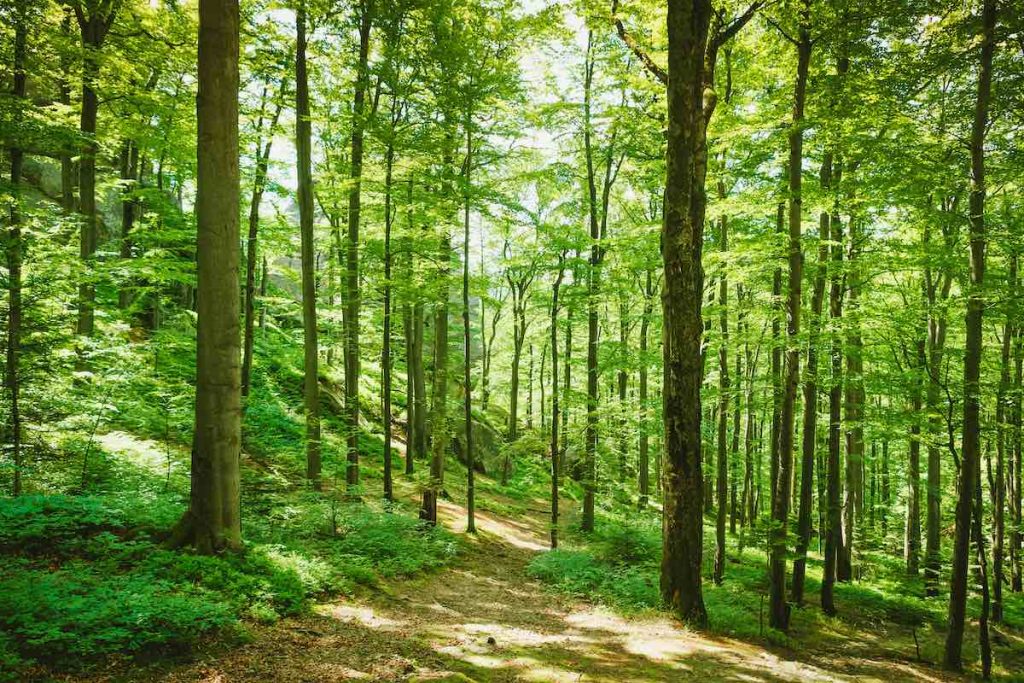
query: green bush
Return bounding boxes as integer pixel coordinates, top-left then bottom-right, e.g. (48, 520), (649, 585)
(0, 566), (234, 665)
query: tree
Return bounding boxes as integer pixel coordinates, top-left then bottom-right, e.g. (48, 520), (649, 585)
(660, 0), (712, 627)
(295, 0), (321, 489)
(169, 0), (242, 554)
(944, 0), (995, 669)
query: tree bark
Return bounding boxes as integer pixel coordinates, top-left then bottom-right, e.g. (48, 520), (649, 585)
(660, 0), (712, 627)
(295, 0), (321, 489)
(638, 269), (654, 508)
(770, 1), (810, 629)
(714, 206), (730, 585)
(550, 254), (566, 547)
(462, 125), (474, 530)
(242, 76), (286, 399)
(793, 152), (829, 605)
(73, 1), (119, 337)
(6, 0), (27, 495)
(175, 0), (242, 555)
(344, 0), (372, 487)
(944, 0), (994, 668)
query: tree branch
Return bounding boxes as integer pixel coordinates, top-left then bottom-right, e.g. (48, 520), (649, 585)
(610, 0), (667, 85)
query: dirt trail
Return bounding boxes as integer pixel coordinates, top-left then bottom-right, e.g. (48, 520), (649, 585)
(121, 494), (963, 683)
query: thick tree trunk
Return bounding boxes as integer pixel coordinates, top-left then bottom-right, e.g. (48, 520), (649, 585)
(770, 4), (810, 629)
(295, 2), (321, 489)
(660, 0), (711, 627)
(344, 0), (372, 487)
(945, 0), (994, 668)
(175, 0), (242, 554)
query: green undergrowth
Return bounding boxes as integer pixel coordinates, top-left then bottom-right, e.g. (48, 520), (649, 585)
(0, 325), (458, 680)
(527, 509), (1024, 665)
(0, 492), (457, 679)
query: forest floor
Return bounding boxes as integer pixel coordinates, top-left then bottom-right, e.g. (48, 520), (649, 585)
(63, 477), (983, 683)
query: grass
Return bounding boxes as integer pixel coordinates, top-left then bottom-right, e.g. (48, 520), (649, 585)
(0, 326), (459, 681)
(527, 507), (1024, 675)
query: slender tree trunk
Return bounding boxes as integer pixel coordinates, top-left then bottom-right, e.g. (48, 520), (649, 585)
(638, 270), (654, 508)
(793, 154), (829, 604)
(528, 344), (535, 431)
(118, 139), (139, 309)
(973, 460), (993, 680)
(413, 297), (427, 461)
(344, 0), (372, 487)
(770, 3), (810, 629)
(992, 251), (1014, 620)
(881, 439), (890, 537)
(382, 138), (397, 502)
(618, 300), (630, 481)
(59, 9), (75, 213)
(822, 170), (846, 616)
(75, 5), (118, 337)
(422, 132), (454, 524)
(463, 125), (474, 531)
(907, 337), (924, 574)
(1013, 298), (1023, 592)
(550, 255), (565, 547)
(714, 208), (730, 585)
(295, 1), (321, 489)
(404, 180), (416, 475)
(660, 0), (712, 627)
(945, 0), (994, 668)
(582, 32), (600, 533)
(6, 0), (27, 495)
(842, 218), (864, 579)
(173, 0), (242, 554)
(242, 80), (286, 399)
(562, 301), (573, 473)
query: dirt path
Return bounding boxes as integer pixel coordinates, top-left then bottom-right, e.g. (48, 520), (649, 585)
(119, 496), (964, 683)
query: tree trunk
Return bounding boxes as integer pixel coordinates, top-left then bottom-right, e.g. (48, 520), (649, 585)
(714, 208), (730, 585)
(660, 0), (711, 627)
(118, 140), (139, 309)
(770, 2), (810, 630)
(793, 153), (829, 605)
(906, 336), (924, 574)
(242, 78), (286, 398)
(992, 251), (1014, 618)
(550, 255), (566, 547)
(6, 0), (27, 495)
(74, 4), (118, 337)
(462, 126), (474, 531)
(822, 168), (846, 616)
(344, 0), (372, 487)
(382, 138), (397, 502)
(638, 270), (654, 508)
(944, 0), (994, 668)
(295, 1), (321, 489)
(174, 0), (242, 554)
(582, 32), (600, 533)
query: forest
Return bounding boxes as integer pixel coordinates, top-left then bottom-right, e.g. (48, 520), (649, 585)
(1, 0), (1023, 680)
